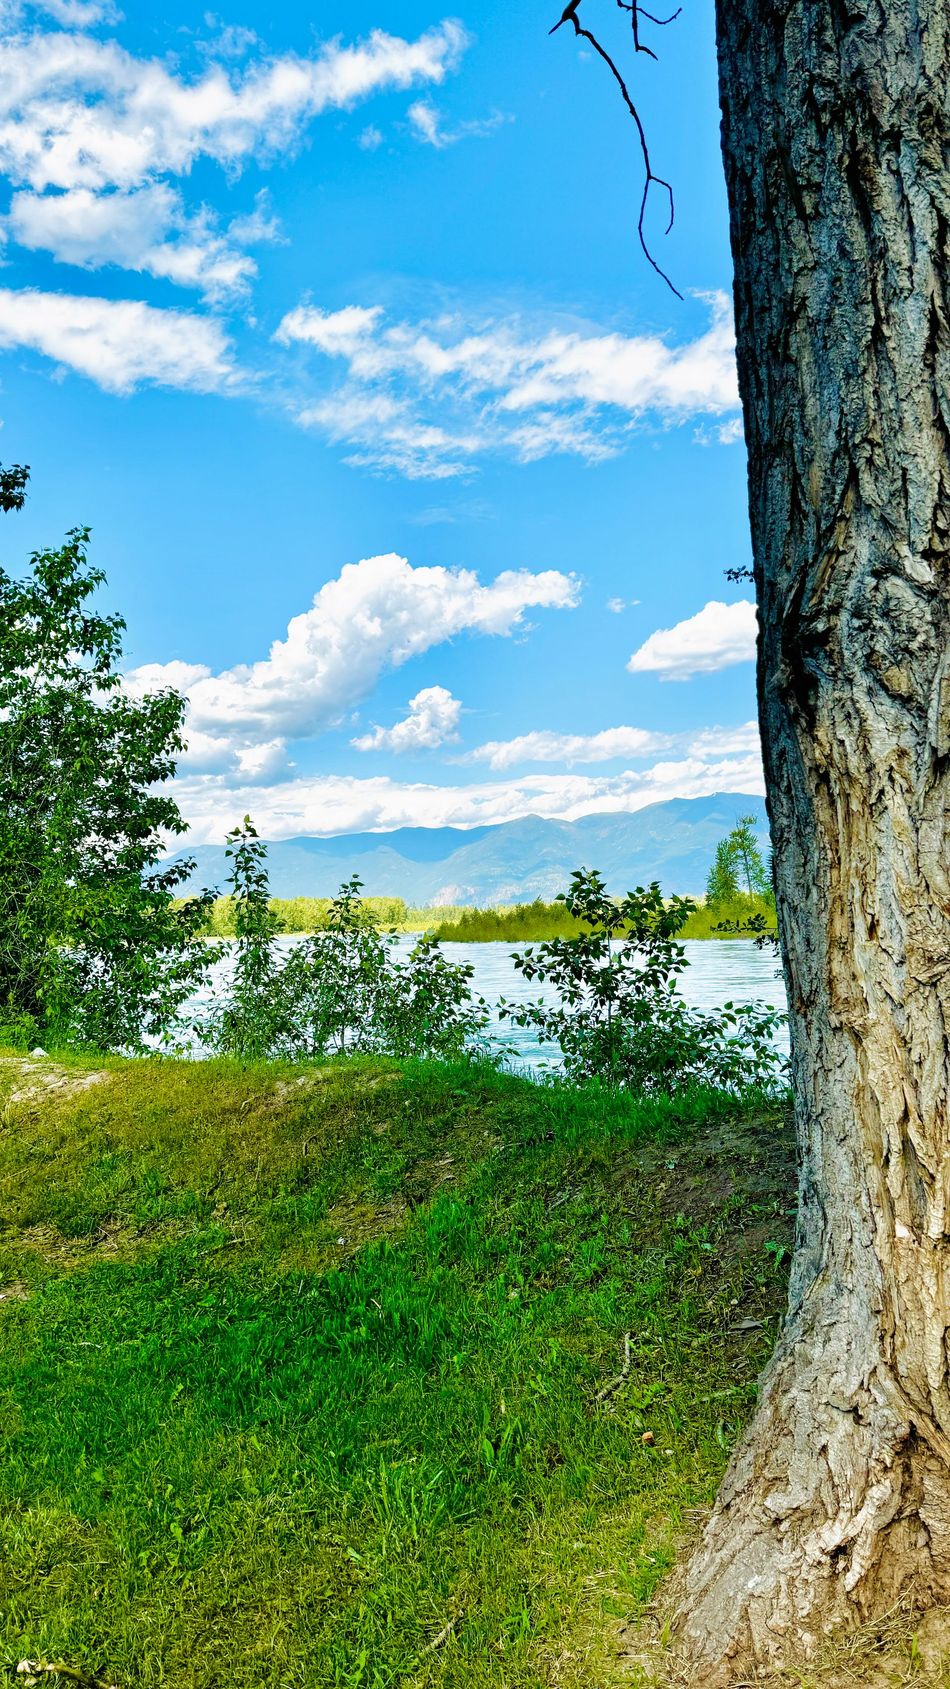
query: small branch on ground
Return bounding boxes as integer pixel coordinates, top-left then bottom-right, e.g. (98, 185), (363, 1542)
(595, 1331), (633, 1403)
(422, 1616), (459, 1654)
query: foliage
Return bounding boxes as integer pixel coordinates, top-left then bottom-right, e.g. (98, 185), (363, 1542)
(0, 1050), (792, 1689)
(0, 474), (213, 1050)
(706, 837), (741, 904)
(499, 868), (786, 1095)
(200, 820), (282, 1059)
(432, 897), (591, 943)
(203, 828), (489, 1062)
(191, 890), (413, 937)
(681, 895), (777, 940)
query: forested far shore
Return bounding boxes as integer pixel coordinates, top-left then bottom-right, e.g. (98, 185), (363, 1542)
(179, 890), (779, 942)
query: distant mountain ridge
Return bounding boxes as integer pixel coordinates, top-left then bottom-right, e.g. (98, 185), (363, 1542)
(170, 793), (769, 906)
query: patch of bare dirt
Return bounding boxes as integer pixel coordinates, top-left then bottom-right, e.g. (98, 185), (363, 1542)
(0, 1056), (110, 1111)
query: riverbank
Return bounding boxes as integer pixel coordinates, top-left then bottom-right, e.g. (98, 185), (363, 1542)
(0, 1051), (792, 1686)
(191, 893), (778, 942)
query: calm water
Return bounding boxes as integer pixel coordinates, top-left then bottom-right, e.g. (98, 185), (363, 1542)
(193, 936), (788, 1074)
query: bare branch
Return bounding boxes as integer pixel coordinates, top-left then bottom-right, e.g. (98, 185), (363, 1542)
(551, 1), (682, 297)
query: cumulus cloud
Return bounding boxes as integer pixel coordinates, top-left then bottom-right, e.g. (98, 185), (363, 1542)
(627, 599), (758, 681)
(7, 183), (279, 301)
(126, 554), (578, 777)
(0, 284), (236, 391)
(0, 21), (469, 193)
(170, 750), (767, 845)
(275, 293), (740, 477)
(352, 685), (462, 753)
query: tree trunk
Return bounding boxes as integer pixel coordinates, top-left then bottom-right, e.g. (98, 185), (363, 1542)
(677, 0), (950, 1675)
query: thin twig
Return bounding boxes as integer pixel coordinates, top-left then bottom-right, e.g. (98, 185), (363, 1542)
(422, 1616), (458, 1654)
(595, 1331), (633, 1403)
(550, 0), (683, 298)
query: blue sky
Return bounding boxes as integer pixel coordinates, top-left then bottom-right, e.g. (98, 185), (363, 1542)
(0, 0), (761, 842)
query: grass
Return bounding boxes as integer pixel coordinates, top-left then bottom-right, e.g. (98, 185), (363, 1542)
(0, 1052), (796, 1687)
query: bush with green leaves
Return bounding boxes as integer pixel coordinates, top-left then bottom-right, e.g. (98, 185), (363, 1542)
(498, 868), (786, 1095)
(0, 467), (213, 1051)
(204, 824), (489, 1062)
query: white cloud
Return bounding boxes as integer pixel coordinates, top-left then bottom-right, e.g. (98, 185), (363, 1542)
(35, 0), (120, 24)
(0, 284), (236, 391)
(127, 554), (579, 776)
(171, 751), (767, 845)
(0, 21), (469, 193)
(357, 123), (383, 151)
(6, 182), (278, 301)
(627, 599), (758, 681)
(277, 303), (384, 358)
(606, 596), (639, 613)
(353, 685), (462, 753)
(688, 720), (761, 757)
(407, 98), (506, 149)
(276, 293), (740, 477)
(464, 718), (760, 770)
(468, 724), (674, 771)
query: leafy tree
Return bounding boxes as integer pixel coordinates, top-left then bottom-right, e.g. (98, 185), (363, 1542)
(728, 813), (771, 898)
(0, 475), (212, 1049)
(202, 819), (285, 1059)
(204, 829), (488, 1062)
(498, 869), (785, 1095)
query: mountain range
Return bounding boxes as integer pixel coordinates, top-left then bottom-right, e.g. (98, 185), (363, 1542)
(170, 793), (770, 906)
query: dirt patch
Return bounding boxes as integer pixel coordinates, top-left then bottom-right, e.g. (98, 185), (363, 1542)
(0, 1280), (30, 1305)
(0, 1057), (110, 1112)
(248, 1067), (401, 1115)
(632, 1109), (796, 1229)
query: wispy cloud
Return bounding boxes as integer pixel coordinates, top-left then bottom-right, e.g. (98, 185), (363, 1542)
(0, 20), (470, 192)
(0, 284), (236, 391)
(352, 685), (462, 753)
(464, 718), (760, 770)
(33, 0), (120, 24)
(407, 98), (507, 149)
(628, 599), (758, 681)
(466, 724), (674, 771)
(0, 16), (468, 296)
(275, 292), (740, 477)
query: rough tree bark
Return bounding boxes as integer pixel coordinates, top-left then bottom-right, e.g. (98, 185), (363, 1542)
(677, 0), (950, 1676)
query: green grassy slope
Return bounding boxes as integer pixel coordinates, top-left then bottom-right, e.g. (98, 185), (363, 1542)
(0, 1055), (793, 1688)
